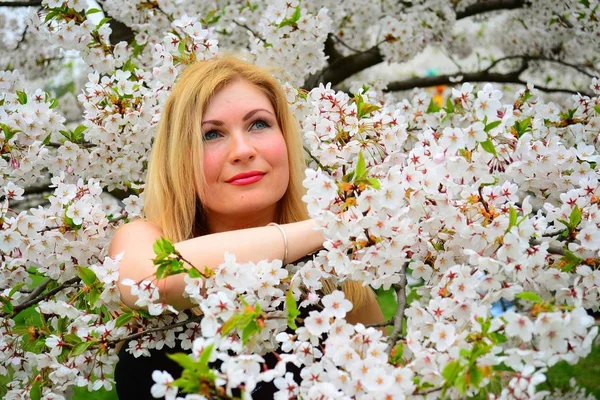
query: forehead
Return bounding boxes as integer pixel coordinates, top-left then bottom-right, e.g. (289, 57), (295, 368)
(203, 80), (274, 118)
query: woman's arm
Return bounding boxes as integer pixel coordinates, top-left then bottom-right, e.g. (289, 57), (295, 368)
(109, 219), (324, 310)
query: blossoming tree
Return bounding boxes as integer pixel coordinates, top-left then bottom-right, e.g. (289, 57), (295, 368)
(0, 0), (599, 399)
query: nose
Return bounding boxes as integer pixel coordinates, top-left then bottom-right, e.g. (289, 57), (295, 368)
(229, 131), (256, 163)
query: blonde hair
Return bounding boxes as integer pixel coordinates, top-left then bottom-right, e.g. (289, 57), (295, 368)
(143, 55), (370, 306)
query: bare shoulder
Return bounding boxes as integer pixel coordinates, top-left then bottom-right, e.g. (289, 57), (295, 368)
(108, 219), (163, 258)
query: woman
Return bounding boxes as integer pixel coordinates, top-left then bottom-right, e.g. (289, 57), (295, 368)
(110, 56), (384, 398)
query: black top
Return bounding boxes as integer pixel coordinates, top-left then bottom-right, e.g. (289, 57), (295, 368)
(114, 307), (316, 399)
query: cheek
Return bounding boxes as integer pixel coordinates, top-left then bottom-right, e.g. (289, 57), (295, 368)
(266, 137), (289, 171)
(202, 149), (222, 183)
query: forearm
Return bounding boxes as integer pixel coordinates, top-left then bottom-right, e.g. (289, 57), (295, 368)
(157, 220), (323, 309)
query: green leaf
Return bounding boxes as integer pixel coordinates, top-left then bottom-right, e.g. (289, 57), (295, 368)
(286, 289), (300, 330)
(560, 250), (583, 272)
(71, 341), (93, 356)
(16, 90), (27, 105)
(470, 365), (483, 387)
(153, 237), (176, 256)
(507, 206), (518, 231)
(366, 178), (381, 190)
(489, 332), (508, 344)
(77, 266), (97, 286)
(9, 282), (26, 297)
(86, 8), (103, 15)
(484, 120), (502, 133)
(443, 360), (462, 384)
(178, 38), (186, 54)
(59, 129), (72, 141)
(242, 320), (259, 345)
(2, 300), (13, 314)
(594, 105), (600, 115)
(42, 133), (52, 145)
(480, 139), (498, 156)
(515, 291), (542, 303)
(187, 267), (204, 279)
(96, 17), (111, 30)
(358, 103), (381, 118)
(355, 151), (366, 179)
(1, 123), (19, 141)
(426, 98), (441, 113)
(569, 205), (582, 229)
(290, 5), (301, 23)
(168, 352), (198, 370)
(72, 125), (87, 142)
(198, 343), (214, 368)
(455, 373), (467, 394)
(30, 382), (41, 400)
(87, 287), (101, 308)
(444, 97), (454, 114)
(115, 312), (133, 327)
(221, 314), (241, 335)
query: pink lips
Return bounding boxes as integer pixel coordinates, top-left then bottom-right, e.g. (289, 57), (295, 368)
(226, 171), (266, 186)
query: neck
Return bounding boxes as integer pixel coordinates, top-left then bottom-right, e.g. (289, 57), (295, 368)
(205, 207), (278, 233)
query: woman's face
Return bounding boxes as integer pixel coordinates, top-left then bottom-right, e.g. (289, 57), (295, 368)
(199, 79), (290, 230)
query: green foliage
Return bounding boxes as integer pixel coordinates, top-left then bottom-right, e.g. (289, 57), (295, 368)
(15, 90), (27, 105)
(375, 287), (397, 321)
(77, 266), (97, 286)
(484, 120), (502, 133)
(479, 139), (498, 156)
(278, 6), (301, 27)
(515, 291), (543, 303)
(59, 125), (87, 144)
(286, 289), (300, 329)
(556, 205), (583, 245)
(353, 92), (381, 119)
(512, 116), (532, 137)
(560, 250), (584, 272)
(221, 298), (263, 345)
(426, 98), (441, 113)
(1, 123), (20, 141)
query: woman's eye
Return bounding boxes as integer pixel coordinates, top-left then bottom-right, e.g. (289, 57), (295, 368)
(203, 130), (221, 141)
(251, 120), (270, 130)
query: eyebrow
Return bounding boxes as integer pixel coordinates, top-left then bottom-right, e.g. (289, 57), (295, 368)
(201, 108), (274, 127)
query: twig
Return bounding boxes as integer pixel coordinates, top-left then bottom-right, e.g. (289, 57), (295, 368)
(386, 263), (408, 355)
(20, 277), (52, 304)
(303, 145), (327, 171)
(4, 277), (81, 316)
(484, 55), (597, 79)
(366, 319), (393, 328)
(107, 314), (204, 345)
(384, 69), (593, 97)
(330, 34), (362, 54)
(456, 0), (527, 19)
(530, 238), (564, 256)
(231, 19), (266, 43)
(0, 1), (42, 6)
(416, 386), (444, 396)
(37, 213), (127, 234)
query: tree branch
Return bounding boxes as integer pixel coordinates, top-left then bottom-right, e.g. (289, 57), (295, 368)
(366, 319), (393, 328)
(456, 0), (527, 19)
(108, 314), (204, 345)
(384, 69), (592, 97)
(484, 55), (598, 78)
(386, 263), (407, 355)
(4, 277), (81, 316)
(303, 0), (530, 89)
(303, 44), (384, 89)
(0, 1), (42, 6)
